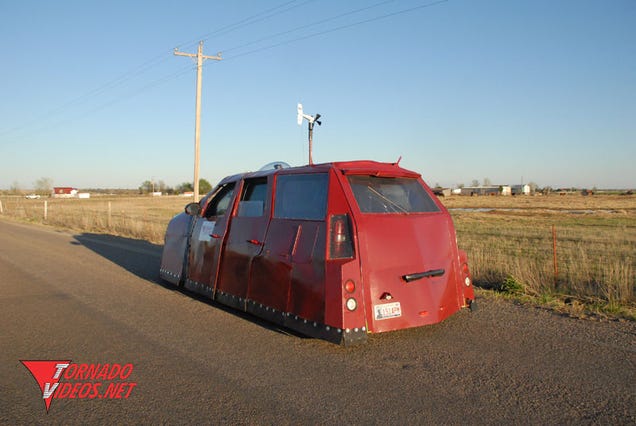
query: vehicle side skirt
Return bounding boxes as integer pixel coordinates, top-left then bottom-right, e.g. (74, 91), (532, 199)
(159, 268), (181, 286)
(182, 280), (367, 346)
(215, 289), (246, 311)
(184, 278), (213, 298)
(245, 298), (367, 346)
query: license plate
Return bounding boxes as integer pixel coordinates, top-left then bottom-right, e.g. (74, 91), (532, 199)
(374, 302), (402, 320)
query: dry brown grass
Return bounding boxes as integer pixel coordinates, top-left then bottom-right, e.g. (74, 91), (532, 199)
(441, 194), (635, 318)
(1, 193), (634, 318)
(442, 193), (635, 211)
(0, 195), (187, 244)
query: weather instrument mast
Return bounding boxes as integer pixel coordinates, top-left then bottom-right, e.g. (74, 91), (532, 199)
(297, 103), (321, 165)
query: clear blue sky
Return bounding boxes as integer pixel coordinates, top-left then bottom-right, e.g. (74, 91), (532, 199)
(1, 0), (634, 190)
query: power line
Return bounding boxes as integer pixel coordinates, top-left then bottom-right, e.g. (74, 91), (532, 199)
(0, 0), (309, 138)
(4, 64), (196, 141)
(81, 65), (196, 117)
(223, 0), (449, 61)
(222, 0), (399, 54)
(177, 0), (316, 51)
(0, 54), (175, 138)
(1, 0), (449, 139)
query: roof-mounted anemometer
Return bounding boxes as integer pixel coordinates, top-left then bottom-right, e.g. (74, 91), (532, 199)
(297, 103), (321, 166)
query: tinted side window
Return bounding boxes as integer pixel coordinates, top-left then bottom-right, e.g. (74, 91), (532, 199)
(347, 176), (439, 214)
(198, 190), (215, 211)
(204, 183), (236, 218)
(274, 174), (328, 220)
(237, 178), (268, 217)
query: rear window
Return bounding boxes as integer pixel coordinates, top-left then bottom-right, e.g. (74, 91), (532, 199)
(347, 176), (440, 214)
(274, 173), (328, 220)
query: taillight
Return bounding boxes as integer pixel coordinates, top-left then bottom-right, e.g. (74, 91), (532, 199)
(345, 298), (358, 311)
(462, 263), (471, 286)
(329, 214), (354, 259)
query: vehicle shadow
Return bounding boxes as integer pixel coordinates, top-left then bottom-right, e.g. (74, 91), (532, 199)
(72, 233), (307, 338)
(73, 233), (166, 285)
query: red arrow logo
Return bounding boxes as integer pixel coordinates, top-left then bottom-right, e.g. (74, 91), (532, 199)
(20, 360), (72, 413)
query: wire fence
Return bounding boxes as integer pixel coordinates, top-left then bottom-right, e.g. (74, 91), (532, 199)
(1, 196), (634, 305)
(453, 211), (635, 304)
(0, 196), (186, 244)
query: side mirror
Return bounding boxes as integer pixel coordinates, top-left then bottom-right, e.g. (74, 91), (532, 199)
(185, 202), (202, 216)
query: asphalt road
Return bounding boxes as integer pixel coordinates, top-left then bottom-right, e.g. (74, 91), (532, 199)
(1, 219), (634, 425)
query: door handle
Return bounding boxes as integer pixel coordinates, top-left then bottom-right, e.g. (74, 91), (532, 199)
(210, 234), (221, 239)
(403, 269), (445, 282)
(247, 239), (263, 245)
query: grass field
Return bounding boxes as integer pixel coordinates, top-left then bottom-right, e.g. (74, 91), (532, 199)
(1, 193), (634, 319)
(0, 195), (183, 243)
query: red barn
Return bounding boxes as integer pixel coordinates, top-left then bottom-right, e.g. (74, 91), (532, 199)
(52, 187), (78, 198)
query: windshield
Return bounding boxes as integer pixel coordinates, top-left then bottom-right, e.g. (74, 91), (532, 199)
(347, 176), (440, 214)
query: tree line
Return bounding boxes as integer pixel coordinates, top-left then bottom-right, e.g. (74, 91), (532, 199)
(138, 179), (212, 195)
(5, 177), (214, 196)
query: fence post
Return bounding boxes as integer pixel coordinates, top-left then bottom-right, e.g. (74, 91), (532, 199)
(44, 201), (48, 221)
(552, 224), (558, 287)
(0, 200), (3, 214)
(108, 201), (112, 229)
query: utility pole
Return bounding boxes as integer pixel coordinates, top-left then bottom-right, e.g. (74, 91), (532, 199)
(174, 41), (222, 202)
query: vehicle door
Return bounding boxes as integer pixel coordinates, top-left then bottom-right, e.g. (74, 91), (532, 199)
(185, 182), (237, 297)
(250, 173), (329, 318)
(216, 177), (270, 305)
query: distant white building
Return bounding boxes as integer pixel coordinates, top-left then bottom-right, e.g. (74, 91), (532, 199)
(459, 185), (511, 196)
(511, 184), (531, 195)
(432, 188), (451, 197)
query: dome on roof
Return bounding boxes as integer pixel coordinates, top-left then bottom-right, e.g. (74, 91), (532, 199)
(259, 161), (291, 171)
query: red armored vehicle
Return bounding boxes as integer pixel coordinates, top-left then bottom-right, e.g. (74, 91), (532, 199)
(160, 160), (474, 345)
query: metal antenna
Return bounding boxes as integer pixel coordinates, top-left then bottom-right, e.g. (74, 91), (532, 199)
(297, 103), (322, 165)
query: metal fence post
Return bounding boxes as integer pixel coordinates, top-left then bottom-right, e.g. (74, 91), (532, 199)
(552, 224), (558, 287)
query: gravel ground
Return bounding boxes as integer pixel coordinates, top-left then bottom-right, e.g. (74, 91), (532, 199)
(1, 219), (634, 425)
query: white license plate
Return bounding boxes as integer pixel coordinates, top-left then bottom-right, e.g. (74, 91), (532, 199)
(374, 302), (402, 320)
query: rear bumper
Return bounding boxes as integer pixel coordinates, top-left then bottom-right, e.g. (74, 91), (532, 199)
(368, 300), (462, 333)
